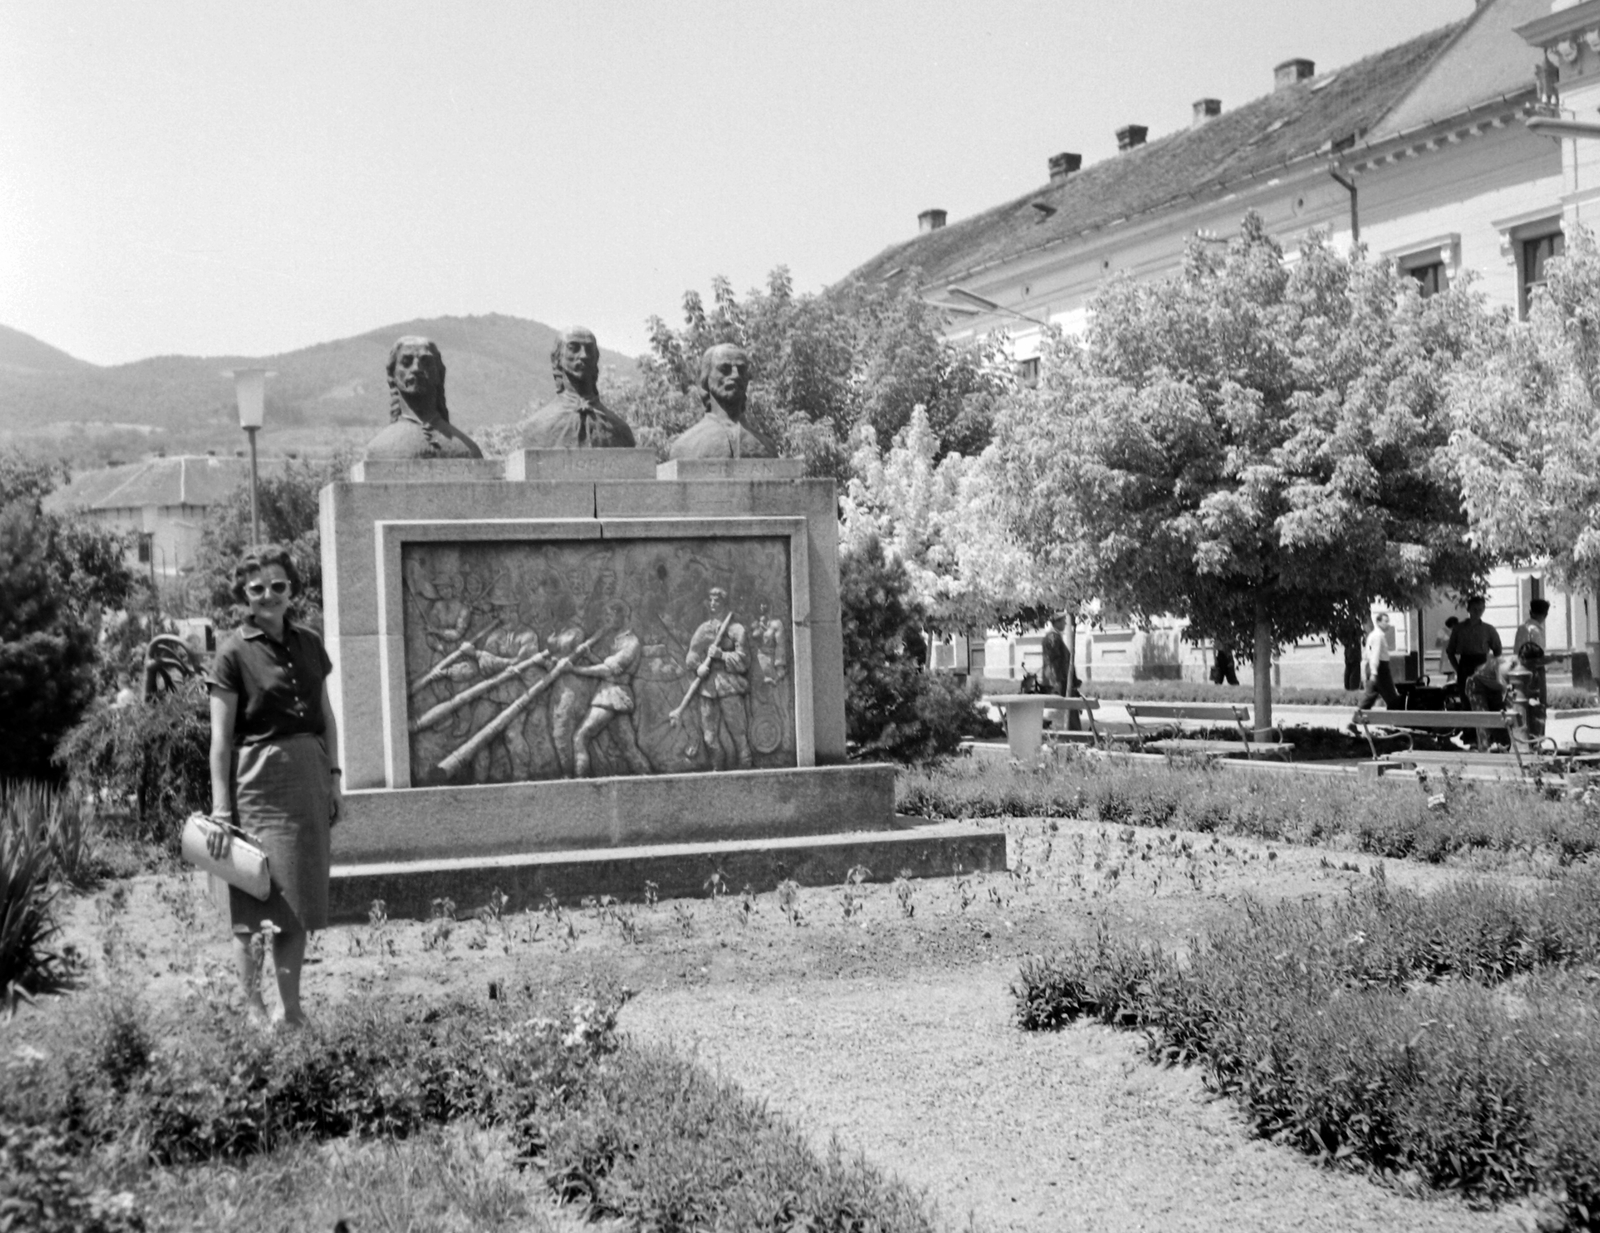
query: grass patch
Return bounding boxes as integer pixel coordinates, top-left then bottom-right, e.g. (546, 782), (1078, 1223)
(900, 755), (1600, 865)
(1012, 868), (1600, 1226)
(1, 981), (937, 1231)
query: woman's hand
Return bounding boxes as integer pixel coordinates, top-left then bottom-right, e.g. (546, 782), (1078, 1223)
(329, 775), (343, 827)
(206, 812), (234, 859)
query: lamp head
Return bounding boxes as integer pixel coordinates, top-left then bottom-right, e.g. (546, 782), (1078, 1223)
(227, 368), (272, 429)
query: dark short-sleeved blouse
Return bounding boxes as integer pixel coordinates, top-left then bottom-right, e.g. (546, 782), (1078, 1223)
(205, 617), (333, 744)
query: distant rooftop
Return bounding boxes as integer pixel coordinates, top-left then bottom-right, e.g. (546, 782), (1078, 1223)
(43, 455), (272, 512)
(843, 11), (1530, 292)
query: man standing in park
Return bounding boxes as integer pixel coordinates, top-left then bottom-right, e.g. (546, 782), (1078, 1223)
(1445, 595), (1502, 699)
(1039, 611), (1081, 732)
(1349, 613), (1399, 731)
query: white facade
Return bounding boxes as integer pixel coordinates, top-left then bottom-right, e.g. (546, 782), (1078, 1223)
(868, 0), (1598, 689)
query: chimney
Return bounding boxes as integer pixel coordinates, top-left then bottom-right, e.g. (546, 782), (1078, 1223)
(1192, 98), (1222, 128)
(918, 209), (947, 233)
(1274, 58), (1315, 90)
(1116, 125), (1148, 152)
(1047, 152), (1082, 182)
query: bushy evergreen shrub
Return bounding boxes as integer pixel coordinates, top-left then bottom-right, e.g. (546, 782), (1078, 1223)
(841, 535), (988, 763)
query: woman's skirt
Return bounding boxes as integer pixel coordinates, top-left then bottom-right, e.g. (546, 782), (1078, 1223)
(216, 733), (332, 934)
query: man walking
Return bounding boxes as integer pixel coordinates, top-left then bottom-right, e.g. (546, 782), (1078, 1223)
(1349, 613), (1400, 731)
(1039, 611), (1081, 732)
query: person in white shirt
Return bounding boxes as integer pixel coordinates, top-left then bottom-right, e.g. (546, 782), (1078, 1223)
(1349, 612), (1399, 730)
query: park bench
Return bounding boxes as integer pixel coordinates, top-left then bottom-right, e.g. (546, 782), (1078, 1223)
(1351, 708), (1536, 777)
(1120, 702), (1293, 761)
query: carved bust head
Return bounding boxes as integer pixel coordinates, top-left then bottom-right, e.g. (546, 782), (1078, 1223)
(698, 344), (751, 418)
(386, 336), (449, 422)
(551, 327), (600, 398)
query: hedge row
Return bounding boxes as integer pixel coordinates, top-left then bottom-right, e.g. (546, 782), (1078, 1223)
(1014, 869), (1600, 1227)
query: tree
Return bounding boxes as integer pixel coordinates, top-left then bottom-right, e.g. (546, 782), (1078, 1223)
(839, 535), (988, 762)
(616, 269), (1010, 479)
(0, 451), (139, 782)
(1448, 225), (1600, 596)
(190, 452), (353, 625)
(995, 214), (1494, 728)
(841, 404), (1035, 635)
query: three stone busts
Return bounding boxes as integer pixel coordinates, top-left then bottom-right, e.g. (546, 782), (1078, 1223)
(360, 333), (778, 462)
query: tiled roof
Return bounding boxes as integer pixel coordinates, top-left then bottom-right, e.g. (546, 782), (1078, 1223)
(43, 455), (266, 512)
(843, 22), (1464, 290)
(1368, 0), (1547, 141)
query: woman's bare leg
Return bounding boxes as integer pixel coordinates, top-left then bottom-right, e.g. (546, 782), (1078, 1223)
(232, 931), (269, 1024)
(270, 929), (309, 1026)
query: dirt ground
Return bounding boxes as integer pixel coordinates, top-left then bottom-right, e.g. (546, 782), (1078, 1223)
(30, 815), (1548, 1232)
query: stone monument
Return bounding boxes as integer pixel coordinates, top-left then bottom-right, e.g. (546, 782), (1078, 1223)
(666, 343), (776, 461)
(362, 336), (485, 461)
(319, 399), (1004, 920)
(519, 327), (636, 449)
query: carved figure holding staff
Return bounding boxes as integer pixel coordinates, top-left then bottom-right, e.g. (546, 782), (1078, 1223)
(684, 586), (753, 770)
(569, 601), (654, 777)
(544, 621), (597, 777)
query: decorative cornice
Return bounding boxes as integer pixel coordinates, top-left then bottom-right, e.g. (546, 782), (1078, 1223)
(1516, 1), (1600, 49)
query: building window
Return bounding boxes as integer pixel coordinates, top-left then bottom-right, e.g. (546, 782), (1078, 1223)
(137, 534), (153, 565)
(1408, 261), (1447, 298)
(1522, 231), (1564, 317)
(1017, 357), (1040, 387)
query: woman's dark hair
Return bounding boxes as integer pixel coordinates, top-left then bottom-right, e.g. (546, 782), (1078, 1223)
(231, 543), (302, 603)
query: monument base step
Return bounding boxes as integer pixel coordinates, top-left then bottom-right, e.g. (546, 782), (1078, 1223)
(328, 819), (1007, 924)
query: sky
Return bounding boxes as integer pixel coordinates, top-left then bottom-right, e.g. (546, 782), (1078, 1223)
(1, 0), (1474, 367)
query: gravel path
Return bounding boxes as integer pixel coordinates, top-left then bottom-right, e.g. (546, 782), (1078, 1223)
(623, 967), (1522, 1233)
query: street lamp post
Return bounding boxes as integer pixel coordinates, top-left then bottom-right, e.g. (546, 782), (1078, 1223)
(227, 368), (270, 545)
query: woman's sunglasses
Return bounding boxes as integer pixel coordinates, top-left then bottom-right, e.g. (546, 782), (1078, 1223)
(244, 580), (291, 598)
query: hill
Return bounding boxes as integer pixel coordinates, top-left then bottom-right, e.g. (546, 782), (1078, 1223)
(0, 324), (92, 375)
(0, 314), (641, 464)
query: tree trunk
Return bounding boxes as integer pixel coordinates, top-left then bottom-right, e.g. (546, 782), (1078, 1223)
(1253, 614), (1273, 734)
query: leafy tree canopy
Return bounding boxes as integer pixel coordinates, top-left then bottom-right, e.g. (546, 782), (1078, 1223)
(190, 452), (354, 627)
(1448, 225), (1600, 594)
(990, 214), (1494, 725)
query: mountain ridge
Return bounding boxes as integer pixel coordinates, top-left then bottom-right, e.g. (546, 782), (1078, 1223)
(0, 314), (642, 464)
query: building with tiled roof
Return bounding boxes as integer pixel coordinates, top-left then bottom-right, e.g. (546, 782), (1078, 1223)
(843, 0), (1597, 689)
(44, 454), (275, 583)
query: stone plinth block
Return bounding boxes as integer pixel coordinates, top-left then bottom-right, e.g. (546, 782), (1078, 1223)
(350, 459), (507, 484)
(505, 448), (659, 482)
(656, 457), (806, 481)
(328, 819), (1009, 923)
(332, 764), (895, 865)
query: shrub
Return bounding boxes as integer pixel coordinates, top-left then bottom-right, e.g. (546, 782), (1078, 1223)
(841, 535), (988, 763)
(2, 780), (101, 891)
(1011, 870), (1600, 1221)
(1, 982), (940, 1232)
(899, 755), (1600, 866)
(56, 683), (211, 848)
(0, 796), (70, 1014)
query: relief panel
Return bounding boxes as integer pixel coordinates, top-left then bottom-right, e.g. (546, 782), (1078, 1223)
(401, 536), (796, 786)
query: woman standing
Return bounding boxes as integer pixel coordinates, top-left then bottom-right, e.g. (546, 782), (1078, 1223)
(205, 544), (341, 1027)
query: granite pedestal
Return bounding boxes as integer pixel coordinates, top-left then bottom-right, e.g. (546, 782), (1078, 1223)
(320, 453), (1006, 919)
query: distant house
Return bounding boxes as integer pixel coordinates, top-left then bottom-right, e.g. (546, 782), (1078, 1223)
(844, 0), (1588, 688)
(43, 454), (266, 584)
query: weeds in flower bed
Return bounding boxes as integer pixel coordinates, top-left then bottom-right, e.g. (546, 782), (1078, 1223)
(0, 978), (938, 1231)
(900, 755), (1600, 866)
(1012, 868), (1600, 1227)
